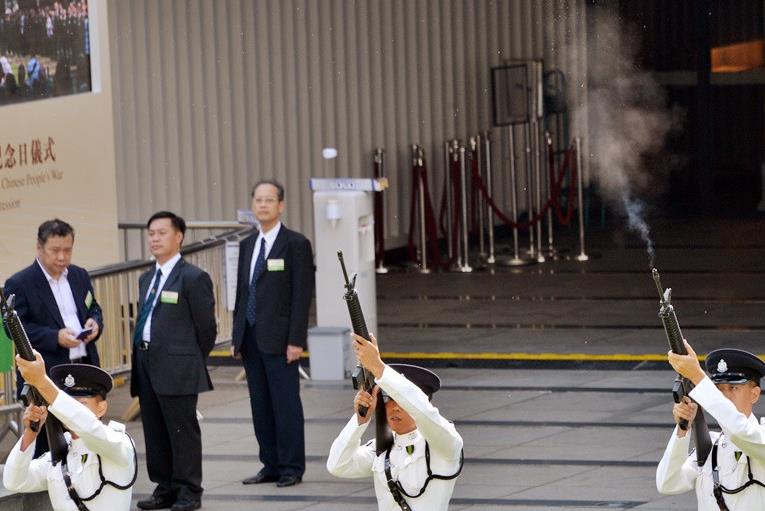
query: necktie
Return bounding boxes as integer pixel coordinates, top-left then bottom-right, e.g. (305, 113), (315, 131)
(133, 268), (162, 346)
(246, 239), (267, 326)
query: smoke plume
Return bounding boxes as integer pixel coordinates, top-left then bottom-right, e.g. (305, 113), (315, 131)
(583, 9), (682, 267)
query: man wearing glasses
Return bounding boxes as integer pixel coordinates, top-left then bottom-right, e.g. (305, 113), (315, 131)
(231, 179), (314, 488)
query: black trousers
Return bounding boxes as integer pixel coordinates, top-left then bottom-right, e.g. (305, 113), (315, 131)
(135, 348), (203, 500)
(241, 325), (305, 478)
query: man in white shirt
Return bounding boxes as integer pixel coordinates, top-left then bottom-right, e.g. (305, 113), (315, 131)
(327, 333), (464, 511)
(3, 218), (103, 458)
(131, 211), (216, 511)
(657, 340), (765, 509)
(231, 179), (314, 488)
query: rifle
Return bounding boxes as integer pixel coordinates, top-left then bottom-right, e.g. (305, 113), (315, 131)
(0, 288), (69, 465)
(652, 268), (712, 467)
(338, 251), (392, 454)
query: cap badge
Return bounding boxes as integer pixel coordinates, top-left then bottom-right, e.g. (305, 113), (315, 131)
(64, 374), (75, 388)
(717, 359), (728, 373)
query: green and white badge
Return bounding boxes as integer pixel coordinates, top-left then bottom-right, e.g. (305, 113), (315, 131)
(84, 290), (93, 309)
(267, 258), (285, 271)
(160, 290), (179, 304)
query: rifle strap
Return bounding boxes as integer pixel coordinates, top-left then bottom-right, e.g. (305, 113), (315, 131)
(60, 435), (138, 508)
(711, 434), (765, 510)
(62, 461), (91, 511)
(383, 440), (464, 507)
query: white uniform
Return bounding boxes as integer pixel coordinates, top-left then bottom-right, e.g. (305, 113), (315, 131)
(656, 376), (765, 510)
(327, 366), (463, 511)
(3, 391), (135, 511)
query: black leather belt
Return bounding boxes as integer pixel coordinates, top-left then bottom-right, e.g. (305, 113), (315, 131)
(137, 341), (150, 351)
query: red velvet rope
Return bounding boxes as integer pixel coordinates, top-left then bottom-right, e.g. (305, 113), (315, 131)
(470, 144), (575, 230)
(408, 143), (578, 269)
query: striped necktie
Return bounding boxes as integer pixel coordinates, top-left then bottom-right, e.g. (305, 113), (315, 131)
(246, 239), (267, 326)
(133, 268), (162, 345)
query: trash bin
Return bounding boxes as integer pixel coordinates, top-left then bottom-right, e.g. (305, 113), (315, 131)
(307, 326), (351, 381)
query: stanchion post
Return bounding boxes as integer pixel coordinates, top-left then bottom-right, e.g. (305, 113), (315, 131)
(413, 144), (431, 273)
(443, 140), (454, 261)
(483, 131), (496, 264)
(457, 145), (473, 272)
(374, 148), (389, 274)
(472, 136), (486, 259)
(574, 136), (589, 261)
(544, 132), (557, 258)
(532, 121), (545, 263)
(524, 123), (536, 259)
(497, 125), (533, 267)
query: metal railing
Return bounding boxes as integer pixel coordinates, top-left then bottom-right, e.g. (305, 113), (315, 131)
(91, 225), (255, 376)
(119, 221), (249, 262)
(0, 224), (255, 439)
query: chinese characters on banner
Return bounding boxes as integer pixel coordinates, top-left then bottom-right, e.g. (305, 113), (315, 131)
(0, 137), (56, 170)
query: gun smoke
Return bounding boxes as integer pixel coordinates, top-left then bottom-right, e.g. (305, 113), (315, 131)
(582, 10), (682, 267)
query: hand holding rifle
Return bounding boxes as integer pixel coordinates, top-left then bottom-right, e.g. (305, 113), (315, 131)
(667, 339), (707, 385)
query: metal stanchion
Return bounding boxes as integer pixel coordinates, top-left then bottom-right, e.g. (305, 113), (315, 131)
(413, 144), (431, 273)
(457, 145), (473, 272)
(574, 136), (589, 261)
(483, 131), (496, 264)
(532, 120), (545, 263)
(471, 136), (486, 259)
(543, 132), (558, 259)
(373, 148), (389, 274)
(524, 123), (536, 259)
(497, 125), (534, 266)
(443, 140), (454, 261)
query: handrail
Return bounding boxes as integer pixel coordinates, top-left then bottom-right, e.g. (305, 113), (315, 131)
(118, 220), (253, 262)
(0, 226), (256, 436)
(90, 225), (256, 376)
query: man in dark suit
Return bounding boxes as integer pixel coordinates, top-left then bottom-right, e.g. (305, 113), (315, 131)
(3, 218), (103, 458)
(232, 179), (314, 488)
(132, 211), (217, 511)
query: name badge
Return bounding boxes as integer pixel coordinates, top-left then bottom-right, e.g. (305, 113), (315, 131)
(160, 291), (179, 304)
(84, 290), (93, 309)
(267, 259), (285, 271)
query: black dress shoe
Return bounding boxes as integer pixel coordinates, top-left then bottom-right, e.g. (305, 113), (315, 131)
(242, 468), (279, 485)
(170, 499), (201, 511)
(137, 495), (174, 510)
(276, 475), (302, 487)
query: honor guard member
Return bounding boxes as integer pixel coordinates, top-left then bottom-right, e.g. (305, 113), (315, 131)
(327, 334), (463, 511)
(4, 354), (137, 511)
(657, 340), (765, 510)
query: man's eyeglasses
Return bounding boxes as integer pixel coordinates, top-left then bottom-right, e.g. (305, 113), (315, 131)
(253, 197), (279, 205)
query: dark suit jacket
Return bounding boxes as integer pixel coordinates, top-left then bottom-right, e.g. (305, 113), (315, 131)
(130, 258), (217, 397)
(4, 261), (103, 371)
(231, 226), (314, 355)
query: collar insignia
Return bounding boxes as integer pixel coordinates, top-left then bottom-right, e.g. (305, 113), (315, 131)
(717, 359), (728, 373)
(64, 374), (75, 388)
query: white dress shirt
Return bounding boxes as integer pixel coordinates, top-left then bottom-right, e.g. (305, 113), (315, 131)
(249, 222), (281, 283)
(656, 376), (765, 509)
(327, 367), (464, 511)
(141, 253), (181, 342)
(37, 261), (86, 360)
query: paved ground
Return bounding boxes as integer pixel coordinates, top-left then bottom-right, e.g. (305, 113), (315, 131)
(4, 217), (765, 509)
(118, 365), (719, 510)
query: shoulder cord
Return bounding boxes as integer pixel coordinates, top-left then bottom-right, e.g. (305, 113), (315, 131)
(383, 440), (464, 509)
(61, 435), (139, 508)
(711, 435), (765, 510)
